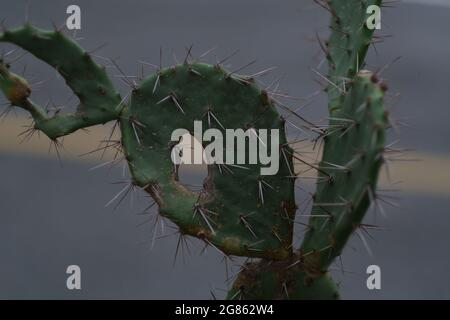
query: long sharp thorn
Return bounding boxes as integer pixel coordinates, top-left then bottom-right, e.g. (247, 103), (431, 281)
(105, 183), (131, 208)
(131, 122), (141, 145)
(227, 59), (256, 77)
(258, 181), (264, 205)
(248, 66), (276, 78)
(152, 74), (160, 95)
(171, 95), (185, 114)
(355, 229), (374, 258)
(157, 95), (171, 105)
(216, 49), (239, 65)
(199, 46), (217, 59)
(209, 110), (225, 129)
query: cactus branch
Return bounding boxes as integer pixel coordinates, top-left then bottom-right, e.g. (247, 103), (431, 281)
(0, 24), (121, 139)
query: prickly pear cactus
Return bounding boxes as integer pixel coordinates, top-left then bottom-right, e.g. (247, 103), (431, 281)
(121, 63), (296, 259)
(0, 0), (387, 299)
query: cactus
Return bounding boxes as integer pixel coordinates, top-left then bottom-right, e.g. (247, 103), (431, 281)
(227, 71), (387, 299)
(0, 0), (387, 299)
(121, 62), (296, 259)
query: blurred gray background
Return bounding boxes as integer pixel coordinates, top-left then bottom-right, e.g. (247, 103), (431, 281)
(0, 0), (449, 299)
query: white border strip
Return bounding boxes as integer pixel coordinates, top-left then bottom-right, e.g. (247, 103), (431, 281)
(403, 0), (450, 8)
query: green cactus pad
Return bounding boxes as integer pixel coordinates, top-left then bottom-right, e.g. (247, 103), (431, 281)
(120, 63), (296, 259)
(326, 0), (382, 114)
(0, 24), (121, 139)
(300, 70), (387, 273)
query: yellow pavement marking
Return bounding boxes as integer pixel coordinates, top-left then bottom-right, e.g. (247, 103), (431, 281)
(0, 116), (449, 197)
